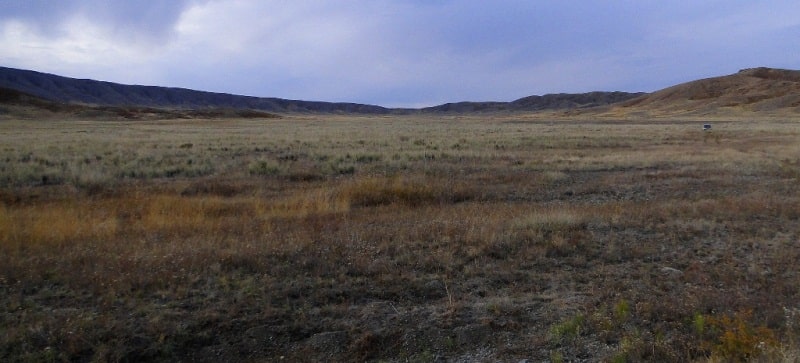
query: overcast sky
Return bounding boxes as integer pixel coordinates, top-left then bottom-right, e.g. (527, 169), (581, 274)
(2, 1), (799, 107)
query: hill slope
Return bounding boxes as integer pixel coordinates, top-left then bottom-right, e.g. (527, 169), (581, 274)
(0, 86), (280, 120)
(0, 67), (389, 114)
(614, 67), (800, 116)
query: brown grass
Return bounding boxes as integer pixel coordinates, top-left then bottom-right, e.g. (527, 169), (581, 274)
(0, 115), (799, 361)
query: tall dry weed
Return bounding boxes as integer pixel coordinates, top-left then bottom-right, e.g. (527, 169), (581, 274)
(0, 201), (118, 249)
(257, 187), (350, 218)
(335, 175), (471, 207)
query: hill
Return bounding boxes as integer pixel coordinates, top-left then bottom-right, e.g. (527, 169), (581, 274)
(0, 66), (640, 114)
(419, 91), (644, 113)
(0, 67), (389, 114)
(510, 91), (645, 111)
(3, 66), (800, 116)
(0, 86), (280, 120)
(610, 67), (800, 116)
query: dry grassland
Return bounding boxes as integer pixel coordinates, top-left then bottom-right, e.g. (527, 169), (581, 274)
(1, 115), (799, 362)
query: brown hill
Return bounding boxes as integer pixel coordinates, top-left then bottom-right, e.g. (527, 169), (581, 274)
(0, 86), (280, 120)
(612, 67), (800, 117)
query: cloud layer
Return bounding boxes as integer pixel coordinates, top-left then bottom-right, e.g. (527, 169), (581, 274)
(2, 0), (800, 107)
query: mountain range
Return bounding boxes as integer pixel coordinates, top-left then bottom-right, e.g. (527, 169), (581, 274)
(2, 65), (800, 118)
(0, 66), (642, 116)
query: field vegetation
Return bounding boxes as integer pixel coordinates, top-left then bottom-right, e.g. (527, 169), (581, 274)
(1, 114), (799, 361)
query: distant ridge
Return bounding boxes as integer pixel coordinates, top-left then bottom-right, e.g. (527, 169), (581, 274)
(0, 66), (641, 114)
(511, 91), (646, 110)
(0, 67), (389, 114)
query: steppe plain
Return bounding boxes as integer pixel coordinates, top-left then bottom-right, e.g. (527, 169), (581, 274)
(2, 111), (799, 362)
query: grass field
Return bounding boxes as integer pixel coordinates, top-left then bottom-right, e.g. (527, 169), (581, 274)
(1, 114), (799, 362)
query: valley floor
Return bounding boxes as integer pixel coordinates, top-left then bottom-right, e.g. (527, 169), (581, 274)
(1, 115), (799, 361)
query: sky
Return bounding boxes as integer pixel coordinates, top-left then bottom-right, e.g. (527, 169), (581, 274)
(1, 1), (799, 108)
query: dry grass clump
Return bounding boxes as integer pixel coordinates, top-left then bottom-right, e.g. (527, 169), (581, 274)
(260, 187), (350, 217)
(508, 208), (588, 257)
(0, 199), (119, 250)
(0, 195), (253, 249)
(335, 175), (473, 207)
(511, 208), (586, 233)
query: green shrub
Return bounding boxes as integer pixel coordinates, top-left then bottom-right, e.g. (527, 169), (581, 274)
(248, 160), (282, 176)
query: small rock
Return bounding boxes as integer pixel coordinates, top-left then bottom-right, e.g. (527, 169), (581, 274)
(306, 331), (349, 353)
(423, 280), (447, 299)
(660, 266), (683, 278)
(454, 324), (492, 346)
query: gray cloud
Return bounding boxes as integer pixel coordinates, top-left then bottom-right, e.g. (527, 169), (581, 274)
(0, 0), (194, 40)
(1, 0), (800, 107)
